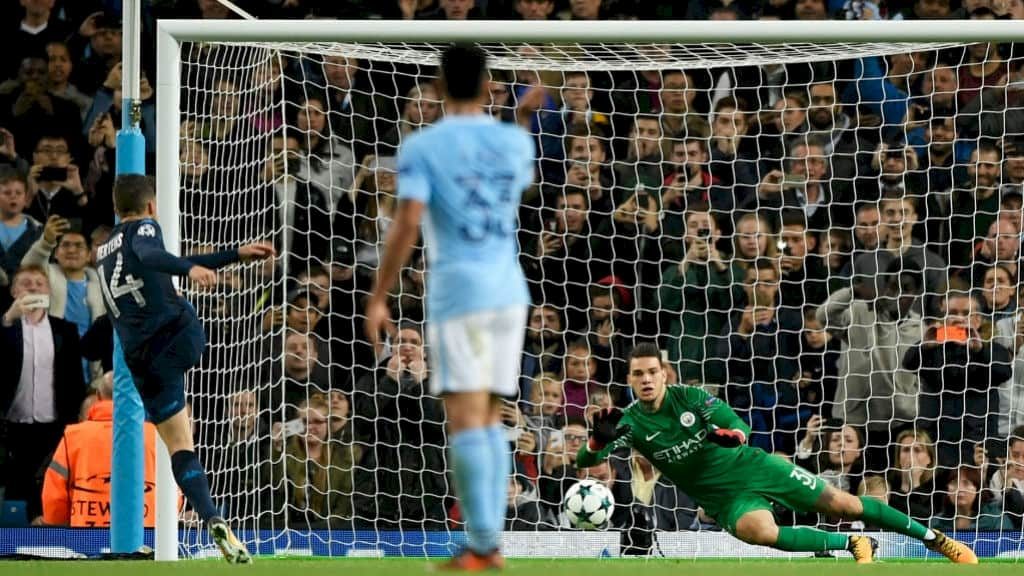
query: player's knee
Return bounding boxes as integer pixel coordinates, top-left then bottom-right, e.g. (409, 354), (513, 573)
(734, 516), (779, 546)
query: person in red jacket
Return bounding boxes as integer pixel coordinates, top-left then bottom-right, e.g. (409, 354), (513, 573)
(41, 372), (158, 527)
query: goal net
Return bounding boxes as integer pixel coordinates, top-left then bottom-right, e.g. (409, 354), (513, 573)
(168, 25), (1024, 558)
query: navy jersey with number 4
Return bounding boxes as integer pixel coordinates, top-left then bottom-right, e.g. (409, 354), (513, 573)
(96, 218), (238, 361)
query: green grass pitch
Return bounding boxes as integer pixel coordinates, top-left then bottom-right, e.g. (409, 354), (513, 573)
(0, 557), (1019, 576)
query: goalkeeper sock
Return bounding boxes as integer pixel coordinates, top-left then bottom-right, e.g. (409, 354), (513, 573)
(858, 495), (929, 540)
(775, 526), (849, 552)
(449, 427), (497, 554)
(170, 450), (219, 522)
(486, 424), (511, 538)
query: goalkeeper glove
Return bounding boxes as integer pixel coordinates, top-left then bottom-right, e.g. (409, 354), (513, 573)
(708, 425), (746, 448)
(589, 407), (629, 451)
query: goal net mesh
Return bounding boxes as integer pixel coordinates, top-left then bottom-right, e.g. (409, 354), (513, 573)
(175, 38), (1024, 557)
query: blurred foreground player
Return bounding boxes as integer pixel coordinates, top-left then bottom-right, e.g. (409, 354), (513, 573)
(365, 44), (535, 570)
(97, 175), (275, 563)
(578, 343), (978, 564)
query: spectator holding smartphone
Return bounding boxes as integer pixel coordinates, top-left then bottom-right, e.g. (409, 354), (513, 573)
(26, 134), (86, 225)
(905, 290), (1012, 470)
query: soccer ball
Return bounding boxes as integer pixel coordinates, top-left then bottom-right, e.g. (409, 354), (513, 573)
(563, 479), (615, 530)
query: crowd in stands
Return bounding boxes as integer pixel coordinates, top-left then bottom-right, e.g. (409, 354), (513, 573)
(0, 0), (1023, 547)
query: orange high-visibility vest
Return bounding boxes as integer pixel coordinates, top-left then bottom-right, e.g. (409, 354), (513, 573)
(42, 400), (158, 527)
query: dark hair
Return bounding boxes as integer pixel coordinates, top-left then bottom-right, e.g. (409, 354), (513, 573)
(780, 209), (808, 231)
(440, 44), (488, 101)
(1011, 425), (1024, 446)
(628, 342), (661, 364)
(0, 166), (26, 186)
(114, 174), (156, 217)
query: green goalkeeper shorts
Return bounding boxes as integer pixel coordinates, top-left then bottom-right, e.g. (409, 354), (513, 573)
(708, 453), (828, 534)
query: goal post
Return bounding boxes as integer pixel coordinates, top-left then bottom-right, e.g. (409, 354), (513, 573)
(155, 19), (1024, 560)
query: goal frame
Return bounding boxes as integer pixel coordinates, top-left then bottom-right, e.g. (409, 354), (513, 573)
(154, 18), (1024, 561)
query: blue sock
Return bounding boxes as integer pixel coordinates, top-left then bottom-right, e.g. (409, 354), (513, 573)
(449, 427), (496, 553)
(487, 425), (511, 538)
(170, 450), (219, 522)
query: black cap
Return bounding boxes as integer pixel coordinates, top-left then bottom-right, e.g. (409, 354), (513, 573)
(94, 11), (123, 30)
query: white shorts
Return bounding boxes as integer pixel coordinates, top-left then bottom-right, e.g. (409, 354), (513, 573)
(427, 306), (527, 397)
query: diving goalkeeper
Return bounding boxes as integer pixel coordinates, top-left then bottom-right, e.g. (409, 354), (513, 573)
(577, 343), (977, 564)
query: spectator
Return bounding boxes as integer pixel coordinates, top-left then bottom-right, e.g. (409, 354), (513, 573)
(659, 71), (696, 138)
(45, 42), (91, 122)
(350, 155), (398, 277)
(561, 339), (601, 420)
(730, 212), (777, 273)
(932, 466), (1011, 531)
(0, 265), (86, 519)
(625, 451), (698, 531)
(0, 170), (41, 286)
(717, 257), (803, 452)
(660, 202), (743, 386)
(587, 280), (633, 387)
(381, 83), (443, 149)
(84, 64), (156, 168)
(0, 0), (71, 82)
(292, 93), (356, 210)
(41, 372), (158, 527)
(612, 114), (664, 190)
(951, 145), (1004, 273)
(803, 81), (866, 217)
(505, 471), (544, 529)
(205, 389), (275, 525)
(561, 0), (603, 19)
(887, 429), (941, 523)
(68, 11), (122, 95)
(795, 417), (865, 495)
(275, 331), (332, 416)
(661, 137), (731, 229)
(424, 0), (479, 19)
(758, 137), (833, 231)
(879, 194), (947, 309)
(538, 419), (587, 519)
(318, 55), (397, 161)
(972, 218), (1020, 287)
(987, 425), (1024, 528)
(283, 394), (361, 528)
(794, 0), (829, 18)
(980, 264), (1016, 323)
(958, 42), (1007, 109)
(0, 58), (83, 158)
(559, 127), (614, 227)
(351, 323), (447, 530)
(798, 307), (840, 413)
(777, 210), (830, 311)
(25, 134), (86, 224)
(259, 132), (332, 269)
(817, 252), (923, 471)
(514, 0), (555, 19)
(539, 74), (610, 177)
(957, 61), (1024, 141)
(993, 299), (1024, 434)
(919, 116), (958, 196)
(904, 290), (1012, 470)
(708, 98), (758, 207)
(521, 187), (598, 332)
(22, 216), (104, 338)
(520, 304), (565, 401)
(757, 92), (809, 173)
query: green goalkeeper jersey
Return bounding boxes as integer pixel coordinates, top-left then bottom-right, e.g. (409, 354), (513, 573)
(577, 385), (800, 522)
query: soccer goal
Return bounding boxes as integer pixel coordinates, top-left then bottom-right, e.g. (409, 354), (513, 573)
(156, 19), (1024, 560)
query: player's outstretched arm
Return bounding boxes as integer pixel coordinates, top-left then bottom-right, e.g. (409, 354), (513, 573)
(185, 242), (276, 270)
(577, 408), (632, 468)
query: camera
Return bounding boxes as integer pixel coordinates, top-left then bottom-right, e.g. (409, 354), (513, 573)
(777, 239), (793, 256)
(696, 227), (710, 239)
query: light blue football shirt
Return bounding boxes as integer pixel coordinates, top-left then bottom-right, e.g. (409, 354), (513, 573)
(397, 114), (534, 323)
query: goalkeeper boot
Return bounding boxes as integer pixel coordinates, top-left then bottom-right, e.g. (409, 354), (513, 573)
(209, 518), (252, 564)
(846, 535), (878, 564)
(485, 549), (506, 570)
(439, 549), (496, 572)
(924, 529), (978, 564)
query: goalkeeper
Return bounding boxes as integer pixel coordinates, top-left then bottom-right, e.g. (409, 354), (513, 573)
(578, 343), (977, 564)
